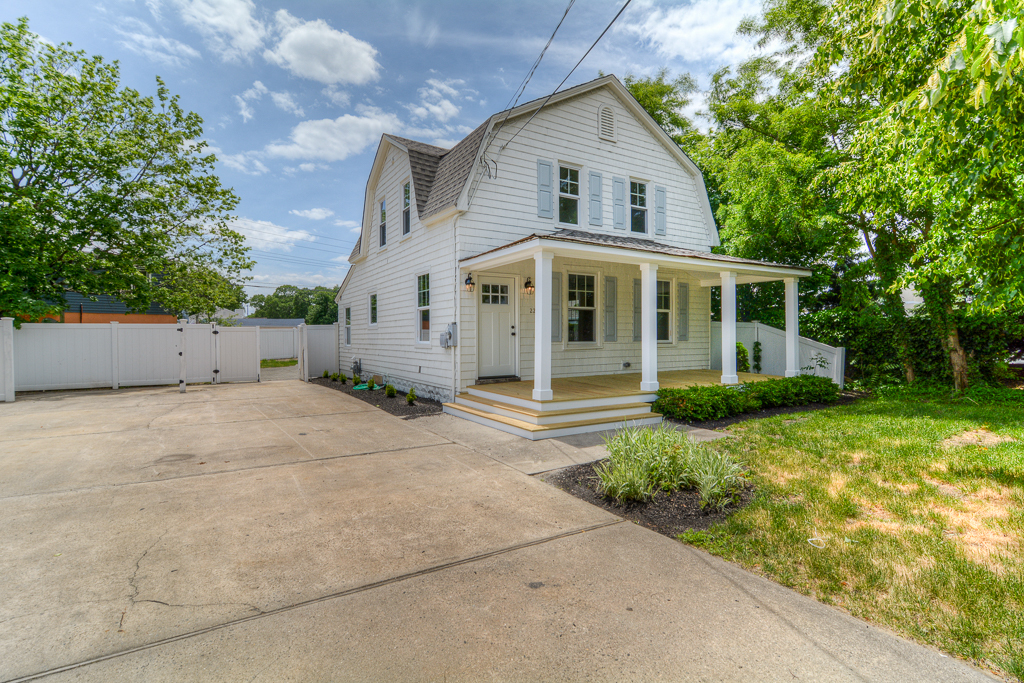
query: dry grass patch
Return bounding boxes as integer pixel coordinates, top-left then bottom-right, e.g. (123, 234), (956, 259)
(941, 427), (1015, 449)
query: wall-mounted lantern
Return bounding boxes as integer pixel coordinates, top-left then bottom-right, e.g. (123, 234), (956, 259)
(464, 272), (475, 293)
(523, 277), (534, 296)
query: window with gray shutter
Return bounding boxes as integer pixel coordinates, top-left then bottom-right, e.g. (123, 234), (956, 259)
(589, 171), (603, 226)
(612, 177), (626, 230)
(632, 278), (642, 341)
(604, 276), (617, 341)
(537, 160), (553, 218)
(677, 281), (689, 341)
(551, 272), (562, 342)
(654, 186), (667, 236)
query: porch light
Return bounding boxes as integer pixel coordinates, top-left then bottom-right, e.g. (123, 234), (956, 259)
(523, 277), (534, 296)
(464, 272), (475, 293)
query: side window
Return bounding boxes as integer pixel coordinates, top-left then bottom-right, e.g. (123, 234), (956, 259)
(379, 199), (387, 247)
(656, 280), (671, 341)
(558, 166), (579, 225)
(369, 293), (377, 325)
(416, 274), (430, 342)
(344, 307), (351, 345)
(402, 182), (411, 235)
(567, 273), (596, 343)
(630, 181), (647, 234)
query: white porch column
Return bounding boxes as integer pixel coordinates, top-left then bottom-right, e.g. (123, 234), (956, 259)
(640, 262), (659, 391)
(785, 277), (800, 377)
(720, 271), (738, 384)
(533, 251), (554, 401)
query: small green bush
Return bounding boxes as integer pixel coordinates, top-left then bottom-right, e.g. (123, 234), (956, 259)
(385, 383), (396, 398)
(653, 375), (840, 422)
(736, 342), (751, 373)
(406, 387), (417, 405)
(322, 370), (329, 378)
(353, 374), (361, 385)
(752, 341), (762, 374)
(339, 373), (347, 385)
(366, 377), (376, 390)
(595, 424), (745, 509)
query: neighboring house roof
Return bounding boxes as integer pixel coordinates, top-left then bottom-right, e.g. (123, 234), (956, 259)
(237, 318), (305, 328)
(63, 291), (174, 316)
(462, 229), (812, 274)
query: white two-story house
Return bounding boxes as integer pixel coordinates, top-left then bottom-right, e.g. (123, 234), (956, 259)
(337, 75), (810, 439)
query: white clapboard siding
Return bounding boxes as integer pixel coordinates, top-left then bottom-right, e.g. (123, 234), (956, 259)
(260, 327), (298, 360)
(711, 321), (846, 387)
(339, 144), (459, 402)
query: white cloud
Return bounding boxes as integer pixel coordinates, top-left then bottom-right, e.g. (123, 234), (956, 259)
(208, 145), (268, 175)
(234, 80), (268, 122)
(321, 85), (350, 108)
(290, 208), (334, 220)
(247, 270), (347, 290)
(619, 0), (763, 67)
(407, 78), (463, 122)
(404, 7), (440, 48)
(264, 10), (380, 85)
(299, 162), (327, 172)
(430, 138), (459, 148)
(116, 18), (200, 67)
(170, 0), (268, 62)
(265, 110), (400, 162)
(231, 217), (316, 252)
(270, 91), (305, 117)
(333, 219), (360, 229)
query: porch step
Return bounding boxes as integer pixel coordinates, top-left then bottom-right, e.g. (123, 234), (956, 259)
(454, 393), (653, 425)
(466, 385), (659, 412)
(442, 402), (662, 441)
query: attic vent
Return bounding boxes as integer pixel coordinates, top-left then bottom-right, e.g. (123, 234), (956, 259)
(598, 106), (615, 141)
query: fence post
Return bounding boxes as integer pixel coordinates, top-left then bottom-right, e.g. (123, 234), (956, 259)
(212, 322), (221, 384)
(255, 327), (261, 382)
(1, 317), (14, 402)
(110, 321), (119, 390)
(298, 324), (308, 382)
(333, 321), (340, 374)
(835, 347), (847, 390)
(178, 319), (187, 393)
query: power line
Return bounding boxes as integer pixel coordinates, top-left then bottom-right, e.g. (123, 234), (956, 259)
(239, 225), (356, 248)
(250, 252), (348, 269)
(245, 239), (348, 258)
(501, 0), (635, 152)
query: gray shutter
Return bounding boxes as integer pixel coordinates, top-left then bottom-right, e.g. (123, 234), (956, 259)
(677, 282), (689, 341)
(612, 177), (626, 230)
(537, 160), (553, 218)
(632, 278), (642, 341)
(551, 272), (562, 342)
(604, 276), (617, 342)
(654, 185), (667, 236)
(589, 171), (603, 226)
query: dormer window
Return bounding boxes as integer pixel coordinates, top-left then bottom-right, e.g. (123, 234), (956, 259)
(598, 106), (615, 142)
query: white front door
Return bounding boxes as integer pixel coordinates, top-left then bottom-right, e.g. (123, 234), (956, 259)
(478, 276), (517, 378)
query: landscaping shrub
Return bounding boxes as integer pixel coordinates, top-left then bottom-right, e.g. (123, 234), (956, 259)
(339, 373), (347, 385)
(653, 375), (840, 422)
(366, 377), (376, 390)
(406, 387), (417, 405)
(322, 370), (329, 378)
(752, 341), (762, 374)
(596, 424), (745, 509)
(736, 342), (750, 373)
(384, 383), (396, 398)
(353, 374), (360, 385)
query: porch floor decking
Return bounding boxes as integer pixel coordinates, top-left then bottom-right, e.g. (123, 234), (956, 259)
(469, 369), (778, 403)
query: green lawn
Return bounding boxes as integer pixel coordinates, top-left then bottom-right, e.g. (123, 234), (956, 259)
(684, 391), (1024, 680)
(260, 358), (297, 368)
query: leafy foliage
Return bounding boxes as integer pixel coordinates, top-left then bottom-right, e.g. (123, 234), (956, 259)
(736, 342), (751, 373)
(653, 376), (840, 422)
(0, 18), (250, 323)
(384, 383), (396, 398)
(249, 284), (339, 324)
(406, 386), (417, 405)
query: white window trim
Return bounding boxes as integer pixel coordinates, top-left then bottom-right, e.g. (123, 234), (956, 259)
(563, 266), (603, 348)
(415, 271), (430, 346)
(557, 163), (582, 227)
(344, 306), (352, 346)
(368, 292), (378, 327)
(401, 180), (412, 239)
(629, 179), (649, 236)
(656, 277), (675, 344)
(378, 197), (388, 251)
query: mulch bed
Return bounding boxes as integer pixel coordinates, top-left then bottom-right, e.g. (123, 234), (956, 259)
(666, 392), (864, 431)
(309, 378), (443, 419)
(544, 461), (754, 538)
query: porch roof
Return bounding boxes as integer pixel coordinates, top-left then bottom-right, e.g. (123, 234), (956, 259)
(460, 229), (812, 285)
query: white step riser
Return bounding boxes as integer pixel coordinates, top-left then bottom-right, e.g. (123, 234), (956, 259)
(443, 405), (663, 441)
(455, 396), (651, 425)
(466, 386), (658, 412)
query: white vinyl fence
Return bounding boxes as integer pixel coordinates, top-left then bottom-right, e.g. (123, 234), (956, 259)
(711, 321), (846, 388)
(0, 318), (260, 402)
(297, 323), (340, 381)
(260, 327), (299, 360)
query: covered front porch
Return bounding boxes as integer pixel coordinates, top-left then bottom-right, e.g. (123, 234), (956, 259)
(444, 230), (810, 439)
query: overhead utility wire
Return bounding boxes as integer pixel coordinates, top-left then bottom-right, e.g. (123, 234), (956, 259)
(501, 0), (635, 152)
(240, 226), (354, 248)
(250, 252), (347, 268)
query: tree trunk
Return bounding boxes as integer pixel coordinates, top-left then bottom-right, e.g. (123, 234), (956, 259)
(944, 307), (969, 392)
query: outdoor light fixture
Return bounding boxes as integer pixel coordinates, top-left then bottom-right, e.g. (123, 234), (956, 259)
(523, 277), (534, 296)
(464, 272), (475, 292)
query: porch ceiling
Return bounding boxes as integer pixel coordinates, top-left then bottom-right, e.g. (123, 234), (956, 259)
(460, 230), (811, 283)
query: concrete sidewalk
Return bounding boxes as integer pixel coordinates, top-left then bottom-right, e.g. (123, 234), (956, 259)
(0, 382), (994, 682)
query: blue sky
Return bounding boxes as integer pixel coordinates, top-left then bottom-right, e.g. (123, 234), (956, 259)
(5, 0), (764, 298)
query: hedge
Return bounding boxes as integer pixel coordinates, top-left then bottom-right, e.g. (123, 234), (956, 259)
(652, 375), (840, 422)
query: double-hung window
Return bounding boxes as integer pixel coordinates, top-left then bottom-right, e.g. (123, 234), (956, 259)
(369, 294), (377, 325)
(567, 274), (596, 343)
(558, 166), (579, 225)
(630, 181), (647, 233)
(416, 274), (430, 342)
(345, 307), (351, 345)
(379, 199), (387, 247)
(402, 182), (411, 235)
(657, 281), (671, 341)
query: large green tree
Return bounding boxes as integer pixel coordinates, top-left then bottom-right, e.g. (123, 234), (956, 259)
(0, 18), (251, 323)
(249, 285), (339, 324)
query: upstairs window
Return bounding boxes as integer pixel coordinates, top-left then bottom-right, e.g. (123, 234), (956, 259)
(567, 273), (596, 343)
(657, 281), (671, 341)
(559, 166), (579, 225)
(416, 274), (430, 342)
(379, 199), (387, 247)
(402, 182), (411, 235)
(630, 181), (647, 234)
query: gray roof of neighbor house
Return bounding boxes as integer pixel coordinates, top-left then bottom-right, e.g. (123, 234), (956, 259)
(237, 318), (305, 328)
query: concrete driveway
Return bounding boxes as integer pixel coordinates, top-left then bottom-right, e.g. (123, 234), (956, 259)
(0, 381), (992, 682)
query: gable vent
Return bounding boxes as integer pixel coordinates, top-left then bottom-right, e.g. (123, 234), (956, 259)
(598, 106), (616, 141)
